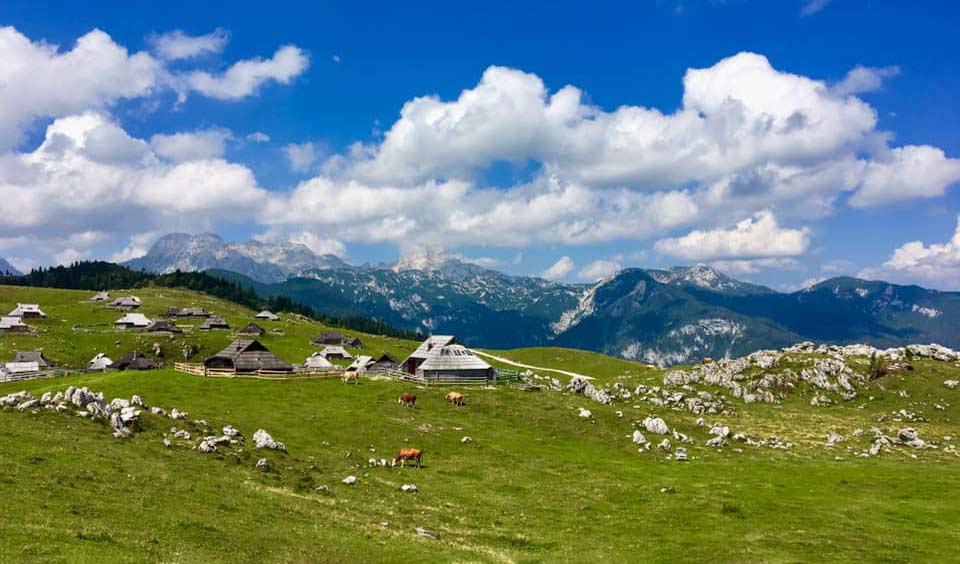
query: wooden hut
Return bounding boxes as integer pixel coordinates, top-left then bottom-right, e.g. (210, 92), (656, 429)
(311, 331), (345, 346)
(14, 350), (52, 368)
(113, 353), (157, 371)
(204, 339), (292, 374)
(115, 313), (152, 329)
(0, 316), (29, 333)
(319, 345), (352, 360)
(89, 291), (110, 302)
(146, 320), (183, 334)
(9, 303), (45, 318)
(345, 336), (364, 349)
(303, 352), (334, 369)
(416, 343), (494, 383)
(198, 316), (230, 331)
(109, 296), (141, 309)
(369, 352), (399, 372)
(238, 322), (265, 337)
(346, 355), (375, 373)
(164, 307), (210, 318)
(255, 310), (279, 321)
(86, 353), (114, 371)
(401, 335), (458, 374)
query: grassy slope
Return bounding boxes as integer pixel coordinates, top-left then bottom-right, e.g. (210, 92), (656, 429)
(1, 286), (959, 563)
(0, 285), (419, 369)
(481, 346), (659, 382)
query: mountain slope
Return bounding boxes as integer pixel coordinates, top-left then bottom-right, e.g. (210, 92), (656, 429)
(0, 258), (22, 277)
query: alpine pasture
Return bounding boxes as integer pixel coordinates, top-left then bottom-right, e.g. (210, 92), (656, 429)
(1, 285), (959, 563)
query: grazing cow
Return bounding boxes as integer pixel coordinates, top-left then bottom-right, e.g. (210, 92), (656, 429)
(446, 391), (465, 406)
(341, 371), (360, 385)
(394, 448), (423, 468)
(398, 392), (416, 408)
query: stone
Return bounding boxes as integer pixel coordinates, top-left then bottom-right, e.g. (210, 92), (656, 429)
(400, 484), (418, 492)
(163, 436), (171, 448)
(222, 425), (241, 437)
(826, 433), (844, 446)
(577, 407), (592, 419)
(706, 436), (725, 448)
(642, 416), (669, 435)
(256, 458), (269, 470)
(631, 430), (646, 445)
(40, 392), (52, 404)
(150, 407), (167, 416)
(945, 380), (959, 389)
(170, 408), (187, 420)
(415, 527), (438, 540)
(130, 395), (144, 406)
(342, 475), (357, 485)
(658, 439), (671, 451)
(675, 447), (688, 461)
(461, 436), (473, 443)
(253, 429), (286, 451)
(17, 399), (39, 411)
(198, 440), (217, 453)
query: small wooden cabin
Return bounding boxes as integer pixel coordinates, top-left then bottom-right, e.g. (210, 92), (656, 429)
(204, 339), (292, 374)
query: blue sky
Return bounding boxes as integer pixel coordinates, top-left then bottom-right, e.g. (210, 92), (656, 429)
(1, 0), (959, 290)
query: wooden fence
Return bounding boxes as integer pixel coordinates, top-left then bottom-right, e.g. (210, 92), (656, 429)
(174, 362), (346, 380)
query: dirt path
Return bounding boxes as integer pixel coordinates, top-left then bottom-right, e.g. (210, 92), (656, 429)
(473, 350), (593, 381)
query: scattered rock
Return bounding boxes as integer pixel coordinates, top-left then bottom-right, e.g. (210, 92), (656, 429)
(342, 475), (357, 485)
(256, 458), (269, 470)
(675, 447), (688, 461)
(460, 436), (473, 443)
(253, 429), (286, 451)
(415, 527), (438, 539)
(400, 484), (418, 492)
(642, 416), (669, 435)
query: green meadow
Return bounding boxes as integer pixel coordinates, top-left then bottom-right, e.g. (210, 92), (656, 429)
(1, 285), (958, 563)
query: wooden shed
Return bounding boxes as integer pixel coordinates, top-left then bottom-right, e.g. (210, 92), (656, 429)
(311, 331), (345, 346)
(9, 303), (46, 318)
(369, 352), (399, 372)
(113, 353), (157, 371)
(204, 339), (292, 374)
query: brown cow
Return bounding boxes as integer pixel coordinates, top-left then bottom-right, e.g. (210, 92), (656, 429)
(445, 391), (465, 406)
(398, 392), (416, 408)
(394, 448), (423, 468)
(341, 371), (360, 385)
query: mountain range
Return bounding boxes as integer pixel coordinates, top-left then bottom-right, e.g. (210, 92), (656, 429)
(122, 233), (960, 366)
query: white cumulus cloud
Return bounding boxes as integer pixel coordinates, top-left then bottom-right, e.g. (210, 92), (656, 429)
(860, 216), (960, 289)
(150, 128), (232, 161)
(654, 211), (810, 260)
(542, 256), (575, 280)
(578, 259), (621, 281)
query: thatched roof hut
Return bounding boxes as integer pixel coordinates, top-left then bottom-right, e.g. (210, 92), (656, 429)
(401, 335), (458, 374)
(204, 339), (292, 373)
(238, 322), (265, 336)
(113, 353), (157, 371)
(416, 343), (494, 383)
(14, 350), (52, 368)
(87, 353), (114, 371)
(198, 316), (230, 331)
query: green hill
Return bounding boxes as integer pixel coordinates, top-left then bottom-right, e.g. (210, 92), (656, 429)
(1, 285), (959, 562)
